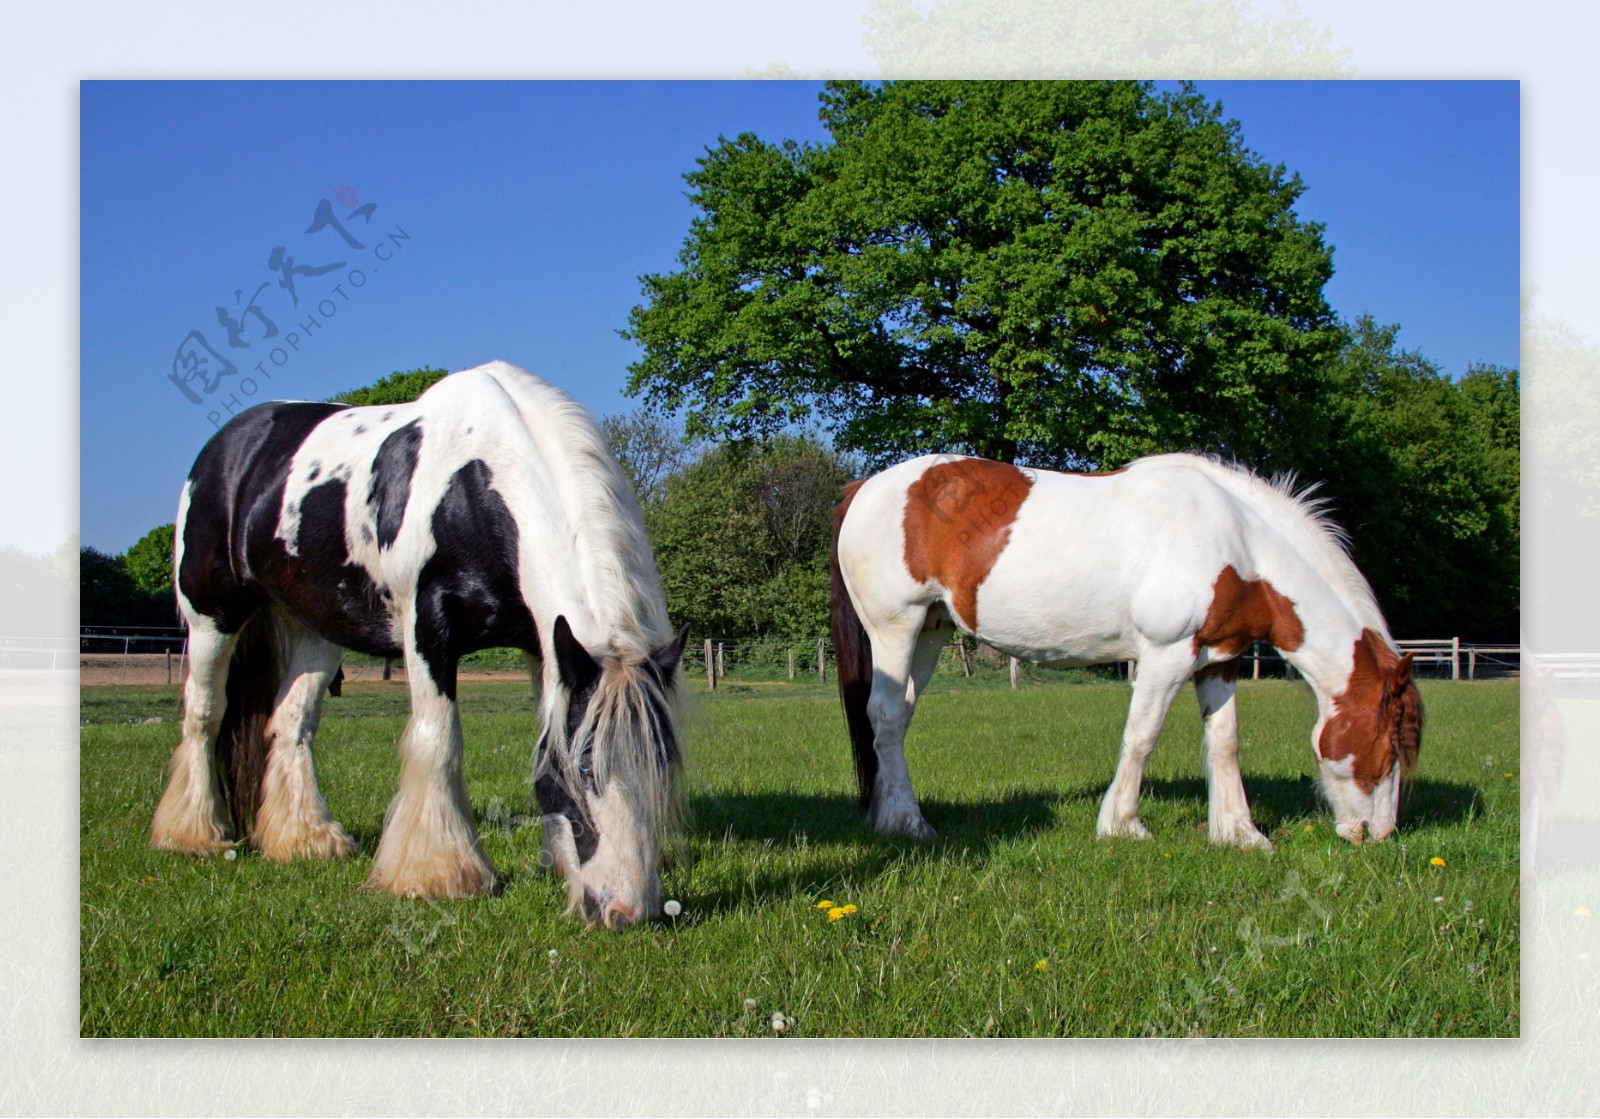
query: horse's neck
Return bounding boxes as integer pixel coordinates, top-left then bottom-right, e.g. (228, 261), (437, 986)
(513, 484), (662, 656)
(1251, 547), (1369, 709)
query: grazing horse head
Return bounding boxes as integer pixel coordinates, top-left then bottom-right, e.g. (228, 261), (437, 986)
(535, 616), (690, 929)
(1314, 632), (1424, 843)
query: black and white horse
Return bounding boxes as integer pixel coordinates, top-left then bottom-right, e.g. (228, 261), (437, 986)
(151, 361), (688, 928)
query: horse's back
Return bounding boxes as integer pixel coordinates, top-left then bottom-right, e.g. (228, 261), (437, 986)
(176, 362), (661, 661)
(839, 453), (1265, 663)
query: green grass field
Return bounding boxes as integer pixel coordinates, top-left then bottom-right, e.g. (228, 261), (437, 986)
(80, 674), (1519, 1037)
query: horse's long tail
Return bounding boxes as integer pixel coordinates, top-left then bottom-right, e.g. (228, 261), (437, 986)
(216, 609), (285, 838)
(829, 480), (877, 811)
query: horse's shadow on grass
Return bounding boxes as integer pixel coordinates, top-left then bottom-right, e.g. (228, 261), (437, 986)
(681, 773), (1489, 914)
(682, 788), (1065, 915)
(1059, 773), (1488, 834)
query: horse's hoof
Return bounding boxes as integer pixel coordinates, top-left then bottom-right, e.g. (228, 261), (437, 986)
(1096, 817), (1151, 840)
(256, 821), (360, 861)
(150, 830), (233, 857)
(1212, 825), (1273, 852)
(365, 852), (497, 899)
(871, 812), (937, 842)
(150, 816), (234, 856)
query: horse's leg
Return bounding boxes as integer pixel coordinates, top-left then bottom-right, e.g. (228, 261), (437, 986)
(1194, 663), (1272, 851)
(151, 617), (239, 854)
(253, 617), (358, 860)
(865, 611), (940, 840)
(366, 651), (496, 899)
(1096, 647), (1192, 839)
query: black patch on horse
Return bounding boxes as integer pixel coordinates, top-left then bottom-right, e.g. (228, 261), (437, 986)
(367, 419), (423, 550)
(179, 401), (347, 633)
(247, 476), (402, 657)
(413, 459), (538, 700)
(535, 747), (599, 864)
(533, 641), (604, 865)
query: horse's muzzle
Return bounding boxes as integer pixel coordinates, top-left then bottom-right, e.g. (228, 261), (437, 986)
(582, 888), (643, 930)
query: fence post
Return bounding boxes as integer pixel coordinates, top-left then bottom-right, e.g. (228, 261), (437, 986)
(717, 642), (725, 681)
(382, 657), (393, 681)
(1252, 642), (1261, 680)
(818, 637), (826, 684)
(958, 636), (972, 678)
(704, 639), (715, 691)
(1451, 636), (1460, 681)
(1469, 648), (1477, 681)
(1010, 656), (1019, 689)
(788, 648), (795, 680)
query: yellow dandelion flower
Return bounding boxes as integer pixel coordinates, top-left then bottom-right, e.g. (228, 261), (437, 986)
(1302, 824), (1314, 833)
(841, 904), (858, 914)
(827, 907), (846, 922)
(1430, 856), (1447, 868)
(1034, 959), (1049, 972)
(816, 899), (834, 910)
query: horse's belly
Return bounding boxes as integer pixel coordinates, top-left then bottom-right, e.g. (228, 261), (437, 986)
(968, 572), (1139, 665)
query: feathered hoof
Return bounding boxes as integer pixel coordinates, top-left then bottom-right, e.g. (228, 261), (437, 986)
(1096, 815), (1152, 840)
(1210, 821), (1274, 852)
(256, 819), (360, 861)
(150, 822), (234, 857)
(150, 799), (234, 856)
(364, 845), (498, 899)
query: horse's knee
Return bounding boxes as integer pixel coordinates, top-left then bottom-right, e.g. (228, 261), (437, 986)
(866, 694), (908, 736)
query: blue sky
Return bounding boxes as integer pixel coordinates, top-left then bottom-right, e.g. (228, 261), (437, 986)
(80, 79), (1518, 554)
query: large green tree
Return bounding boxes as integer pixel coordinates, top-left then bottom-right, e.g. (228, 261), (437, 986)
(625, 79), (1341, 473)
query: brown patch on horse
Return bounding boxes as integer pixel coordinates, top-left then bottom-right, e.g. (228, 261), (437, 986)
(902, 459), (1035, 630)
(1319, 629), (1422, 792)
(1192, 565), (1305, 658)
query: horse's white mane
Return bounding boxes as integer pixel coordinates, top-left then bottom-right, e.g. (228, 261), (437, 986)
(1128, 453), (1391, 641)
(477, 362), (671, 657)
(466, 364), (681, 853)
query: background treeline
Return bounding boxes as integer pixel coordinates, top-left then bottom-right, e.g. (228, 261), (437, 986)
(611, 314), (1518, 644)
(79, 321), (1519, 644)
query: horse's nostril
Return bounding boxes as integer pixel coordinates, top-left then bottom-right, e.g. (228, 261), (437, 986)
(603, 899), (641, 930)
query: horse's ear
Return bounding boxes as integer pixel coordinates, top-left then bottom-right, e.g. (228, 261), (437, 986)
(652, 621), (691, 676)
(552, 615), (601, 694)
(1393, 651), (1415, 690)
(1385, 650), (1415, 701)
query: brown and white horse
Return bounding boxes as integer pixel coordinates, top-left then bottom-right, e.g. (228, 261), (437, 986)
(830, 453), (1422, 848)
